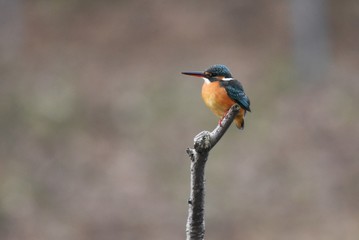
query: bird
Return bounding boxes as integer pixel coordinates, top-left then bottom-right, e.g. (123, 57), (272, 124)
(182, 64), (251, 129)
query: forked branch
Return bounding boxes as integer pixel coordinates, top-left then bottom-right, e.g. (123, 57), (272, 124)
(185, 104), (241, 240)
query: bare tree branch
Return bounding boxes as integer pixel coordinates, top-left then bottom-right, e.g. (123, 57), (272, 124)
(185, 104), (241, 240)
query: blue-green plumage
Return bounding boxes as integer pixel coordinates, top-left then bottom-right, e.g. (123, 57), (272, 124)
(192, 64), (251, 112)
(220, 80), (251, 112)
(181, 64), (251, 129)
(205, 64), (232, 80)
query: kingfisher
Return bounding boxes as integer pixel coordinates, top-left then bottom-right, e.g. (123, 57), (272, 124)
(182, 64), (251, 129)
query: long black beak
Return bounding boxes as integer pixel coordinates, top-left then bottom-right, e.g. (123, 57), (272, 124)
(181, 71), (206, 78)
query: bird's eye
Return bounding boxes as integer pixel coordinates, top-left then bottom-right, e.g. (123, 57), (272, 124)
(205, 72), (213, 78)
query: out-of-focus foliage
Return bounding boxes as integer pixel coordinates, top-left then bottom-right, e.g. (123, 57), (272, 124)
(0, 1), (358, 239)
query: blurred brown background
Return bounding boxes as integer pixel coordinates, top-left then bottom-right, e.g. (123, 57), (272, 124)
(1, 0), (358, 239)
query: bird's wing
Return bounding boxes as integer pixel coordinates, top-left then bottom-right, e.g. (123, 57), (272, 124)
(222, 80), (251, 112)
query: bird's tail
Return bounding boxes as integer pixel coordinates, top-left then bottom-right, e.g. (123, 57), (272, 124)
(234, 115), (245, 130)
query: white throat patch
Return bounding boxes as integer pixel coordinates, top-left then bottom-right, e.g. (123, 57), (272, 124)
(202, 77), (211, 84)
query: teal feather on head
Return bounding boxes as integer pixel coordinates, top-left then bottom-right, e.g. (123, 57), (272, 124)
(205, 64), (232, 78)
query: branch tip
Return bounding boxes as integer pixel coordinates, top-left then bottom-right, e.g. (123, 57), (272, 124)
(186, 148), (195, 161)
(194, 131), (211, 153)
(233, 103), (241, 110)
(186, 103), (240, 240)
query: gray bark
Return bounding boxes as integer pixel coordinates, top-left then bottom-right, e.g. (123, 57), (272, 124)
(185, 104), (241, 240)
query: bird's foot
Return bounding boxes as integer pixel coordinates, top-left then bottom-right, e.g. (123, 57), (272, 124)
(218, 118), (223, 127)
(218, 112), (228, 127)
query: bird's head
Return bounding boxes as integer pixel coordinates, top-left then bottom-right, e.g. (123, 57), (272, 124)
(182, 64), (233, 83)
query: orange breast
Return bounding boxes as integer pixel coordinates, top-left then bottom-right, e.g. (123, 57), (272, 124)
(201, 81), (236, 117)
